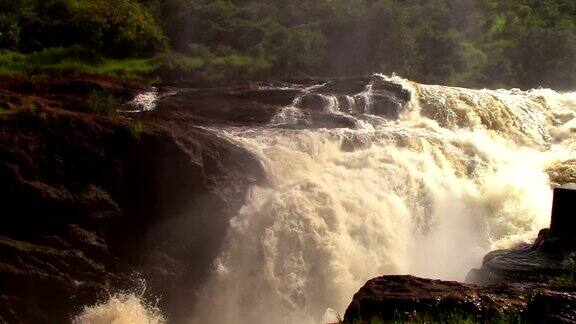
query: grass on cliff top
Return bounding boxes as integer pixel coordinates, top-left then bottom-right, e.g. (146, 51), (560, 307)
(0, 47), (159, 82)
(0, 46), (273, 83)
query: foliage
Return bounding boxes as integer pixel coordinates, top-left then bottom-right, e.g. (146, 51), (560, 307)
(1, 0), (576, 88)
(87, 90), (120, 117)
(0, 0), (166, 57)
(343, 310), (524, 324)
(128, 121), (145, 138)
(0, 47), (159, 80)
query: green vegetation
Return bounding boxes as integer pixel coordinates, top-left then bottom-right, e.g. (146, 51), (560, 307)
(87, 90), (120, 117)
(0, 47), (159, 80)
(1, 0), (576, 88)
(128, 121), (145, 138)
(343, 310), (524, 324)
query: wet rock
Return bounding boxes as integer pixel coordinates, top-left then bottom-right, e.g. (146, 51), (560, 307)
(0, 97), (266, 323)
(370, 94), (404, 119)
(154, 88), (282, 126)
(467, 188), (576, 286)
(310, 113), (357, 128)
(370, 75), (411, 102)
(230, 87), (302, 106)
(343, 275), (576, 324)
(340, 136), (370, 152)
(318, 77), (370, 94)
(523, 292), (576, 323)
(296, 93), (327, 112)
(466, 246), (575, 285)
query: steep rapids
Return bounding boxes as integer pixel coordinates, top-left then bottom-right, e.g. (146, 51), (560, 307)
(77, 75), (576, 324)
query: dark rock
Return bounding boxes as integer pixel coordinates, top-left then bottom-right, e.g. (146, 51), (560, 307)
(467, 188), (576, 286)
(318, 77), (370, 95)
(230, 87), (302, 106)
(523, 292), (576, 323)
(343, 275), (576, 324)
(0, 95), (266, 323)
(295, 93), (328, 112)
(370, 94), (404, 119)
(466, 246), (574, 285)
(370, 75), (411, 102)
(341, 136), (370, 152)
(153, 88), (282, 126)
(0, 76), (146, 114)
(309, 113), (357, 129)
(550, 187), (576, 238)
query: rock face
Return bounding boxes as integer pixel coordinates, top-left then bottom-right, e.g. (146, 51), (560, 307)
(152, 75), (411, 129)
(0, 78), (267, 323)
(343, 276), (576, 323)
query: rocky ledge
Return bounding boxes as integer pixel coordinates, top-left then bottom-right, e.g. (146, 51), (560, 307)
(344, 188), (576, 323)
(344, 276), (576, 323)
(0, 76), (269, 323)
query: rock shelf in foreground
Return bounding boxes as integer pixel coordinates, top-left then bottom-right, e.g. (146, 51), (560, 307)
(344, 188), (576, 323)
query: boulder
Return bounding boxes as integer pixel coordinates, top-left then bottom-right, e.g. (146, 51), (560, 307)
(343, 275), (576, 323)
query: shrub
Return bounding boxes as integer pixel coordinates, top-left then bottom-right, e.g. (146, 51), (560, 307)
(0, 47), (159, 80)
(128, 121), (145, 138)
(157, 52), (205, 80)
(87, 90), (119, 117)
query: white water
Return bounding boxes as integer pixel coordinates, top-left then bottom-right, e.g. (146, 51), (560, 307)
(74, 293), (165, 324)
(78, 75), (576, 323)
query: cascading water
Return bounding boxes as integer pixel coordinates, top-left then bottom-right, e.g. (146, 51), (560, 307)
(76, 75), (576, 324)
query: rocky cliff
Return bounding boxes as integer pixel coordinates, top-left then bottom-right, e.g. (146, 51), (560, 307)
(0, 77), (268, 323)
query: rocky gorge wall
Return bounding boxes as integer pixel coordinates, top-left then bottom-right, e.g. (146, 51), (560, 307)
(0, 77), (267, 323)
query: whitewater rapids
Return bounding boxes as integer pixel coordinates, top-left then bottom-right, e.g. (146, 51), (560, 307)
(76, 75), (576, 324)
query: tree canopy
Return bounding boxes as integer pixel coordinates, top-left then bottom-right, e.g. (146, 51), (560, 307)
(1, 0), (576, 88)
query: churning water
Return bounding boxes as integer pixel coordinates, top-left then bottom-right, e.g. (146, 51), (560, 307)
(76, 75), (576, 324)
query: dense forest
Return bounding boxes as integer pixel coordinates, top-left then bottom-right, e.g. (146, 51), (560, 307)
(1, 0), (575, 89)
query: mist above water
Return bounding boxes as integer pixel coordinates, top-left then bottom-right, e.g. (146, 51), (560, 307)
(77, 75), (576, 324)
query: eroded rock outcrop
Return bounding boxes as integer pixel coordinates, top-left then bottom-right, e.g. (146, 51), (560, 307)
(344, 275), (576, 323)
(0, 80), (267, 323)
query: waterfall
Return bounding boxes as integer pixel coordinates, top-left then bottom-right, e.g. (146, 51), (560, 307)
(76, 75), (576, 324)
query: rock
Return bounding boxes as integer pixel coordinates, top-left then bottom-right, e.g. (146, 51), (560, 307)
(343, 275), (576, 323)
(0, 90), (266, 323)
(466, 246), (575, 285)
(340, 136), (371, 152)
(318, 77), (370, 95)
(467, 188), (576, 286)
(295, 94), (327, 112)
(370, 75), (411, 102)
(0, 75), (146, 114)
(550, 187), (576, 238)
(369, 94), (404, 119)
(153, 88), (282, 126)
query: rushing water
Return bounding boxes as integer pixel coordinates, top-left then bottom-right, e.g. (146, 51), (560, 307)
(76, 75), (576, 324)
